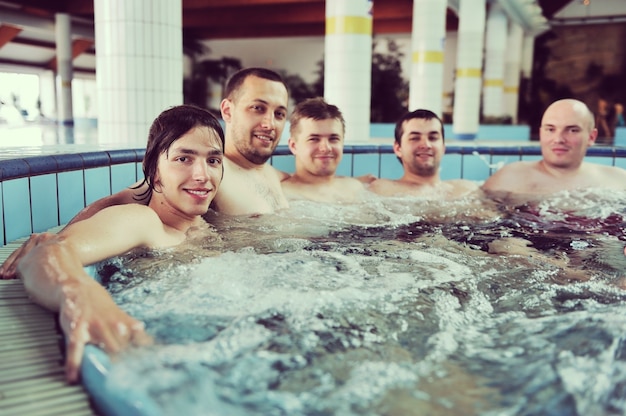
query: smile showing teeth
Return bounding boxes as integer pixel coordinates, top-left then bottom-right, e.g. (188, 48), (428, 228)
(187, 189), (209, 195)
(254, 134), (273, 142)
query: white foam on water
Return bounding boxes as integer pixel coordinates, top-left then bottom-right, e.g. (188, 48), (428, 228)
(99, 193), (626, 415)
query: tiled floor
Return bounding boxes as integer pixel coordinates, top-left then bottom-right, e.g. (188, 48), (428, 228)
(0, 229), (97, 416)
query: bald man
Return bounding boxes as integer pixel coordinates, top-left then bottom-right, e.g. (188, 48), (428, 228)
(482, 98), (626, 194)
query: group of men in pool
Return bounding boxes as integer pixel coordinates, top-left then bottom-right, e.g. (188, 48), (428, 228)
(2, 67), (626, 382)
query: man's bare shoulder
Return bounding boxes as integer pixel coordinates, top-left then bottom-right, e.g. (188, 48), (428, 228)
(446, 179), (480, 196)
(586, 163), (626, 189)
(368, 178), (404, 196)
(481, 161), (539, 192)
(336, 176), (367, 189)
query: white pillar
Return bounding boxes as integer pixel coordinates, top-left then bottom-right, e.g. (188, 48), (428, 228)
(481, 4), (507, 119)
(94, 0), (183, 146)
(324, 0), (372, 143)
(408, 0), (447, 116)
(521, 33), (534, 80)
(504, 22), (524, 124)
(452, 0), (486, 139)
(55, 13), (74, 126)
(519, 32), (535, 118)
(38, 70), (56, 120)
(442, 32), (458, 116)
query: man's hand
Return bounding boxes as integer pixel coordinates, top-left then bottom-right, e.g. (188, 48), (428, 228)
(59, 278), (152, 382)
(356, 174), (377, 184)
(0, 233), (56, 279)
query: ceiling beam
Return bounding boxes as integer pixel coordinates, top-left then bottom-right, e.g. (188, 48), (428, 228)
(183, 3), (324, 28)
(192, 22), (325, 39)
(182, 0), (323, 8)
(0, 24), (22, 49)
(47, 38), (94, 70)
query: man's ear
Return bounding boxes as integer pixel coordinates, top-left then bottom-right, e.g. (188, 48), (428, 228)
(287, 137), (297, 155)
(392, 141), (402, 158)
(588, 127), (598, 146)
(220, 99), (232, 122)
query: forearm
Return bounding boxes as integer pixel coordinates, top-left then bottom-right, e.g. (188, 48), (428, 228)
(17, 237), (90, 312)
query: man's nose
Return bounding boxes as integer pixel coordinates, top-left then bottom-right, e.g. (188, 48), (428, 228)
(261, 112), (276, 129)
(319, 139), (331, 151)
(192, 160), (209, 180)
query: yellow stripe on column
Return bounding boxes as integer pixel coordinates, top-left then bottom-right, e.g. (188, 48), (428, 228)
(504, 86), (519, 93)
(326, 16), (372, 35)
(412, 50), (444, 63)
(456, 68), (482, 78)
(483, 79), (503, 87)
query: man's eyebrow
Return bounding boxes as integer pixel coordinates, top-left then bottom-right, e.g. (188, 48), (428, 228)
(408, 130), (440, 135)
(251, 99), (287, 112)
(541, 123), (580, 129)
(172, 147), (224, 156)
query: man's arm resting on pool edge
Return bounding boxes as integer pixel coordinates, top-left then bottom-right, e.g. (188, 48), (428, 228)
(0, 181), (149, 279)
(17, 206), (159, 382)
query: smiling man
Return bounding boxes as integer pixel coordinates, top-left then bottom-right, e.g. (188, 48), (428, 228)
(368, 109), (478, 199)
(214, 68), (291, 214)
(14, 105), (225, 381)
(482, 99), (626, 195)
(281, 97), (370, 203)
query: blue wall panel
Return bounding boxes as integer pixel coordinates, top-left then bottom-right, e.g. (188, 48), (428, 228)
(270, 155), (295, 175)
(379, 154), (404, 179)
(461, 154), (491, 182)
(58, 170), (85, 224)
(336, 155), (352, 177)
(85, 167), (112, 205)
(136, 163), (144, 183)
(352, 154), (380, 178)
(3, 178), (31, 242)
(111, 163), (137, 194)
(30, 174), (59, 233)
(440, 154), (463, 180)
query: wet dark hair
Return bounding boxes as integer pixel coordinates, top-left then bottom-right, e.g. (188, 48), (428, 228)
(133, 104), (225, 202)
(289, 97), (345, 136)
(223, 67), (288, 101)
(394, 109), (445, 145)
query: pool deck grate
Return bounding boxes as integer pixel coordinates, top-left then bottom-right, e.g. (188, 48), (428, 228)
(0, 230), (97, 416)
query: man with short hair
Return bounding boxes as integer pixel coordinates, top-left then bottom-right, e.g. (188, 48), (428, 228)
(281, 97), (369, 203)
(213, 67), (290, 214)
(482, 98), (626, 195)
(368, 109), (478, 199)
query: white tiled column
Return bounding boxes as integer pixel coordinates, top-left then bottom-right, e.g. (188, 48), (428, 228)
(504, 22), (524, 124)
(408, 0), (447, 116)
(324, 0), (372, 143)
(452, 0), (486, 140)
(55, 13), (74, 126)
(521, 33), (535, 82)
(94, 0), (183, 146)
(481, 4), (507, 119)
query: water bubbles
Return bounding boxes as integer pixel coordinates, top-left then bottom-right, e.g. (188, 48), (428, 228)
(98, 192), (626, 415)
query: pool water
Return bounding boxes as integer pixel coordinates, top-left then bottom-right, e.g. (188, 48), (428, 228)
(95, 190), (626, 416)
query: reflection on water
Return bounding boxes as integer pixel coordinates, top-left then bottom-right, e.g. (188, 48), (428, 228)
(98, 190), (626, 415)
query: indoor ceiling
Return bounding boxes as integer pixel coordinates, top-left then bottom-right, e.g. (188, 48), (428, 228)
(0, 0), (572, 76)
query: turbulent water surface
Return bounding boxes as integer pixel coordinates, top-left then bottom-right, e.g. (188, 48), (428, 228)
(98, 190), (626, 416)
